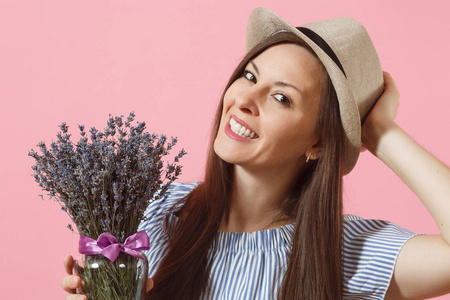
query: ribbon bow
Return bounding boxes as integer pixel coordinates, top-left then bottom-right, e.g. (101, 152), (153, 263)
(78, 231), (150, 262)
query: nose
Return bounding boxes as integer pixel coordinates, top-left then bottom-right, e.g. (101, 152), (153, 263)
(234, 86), (260, 116)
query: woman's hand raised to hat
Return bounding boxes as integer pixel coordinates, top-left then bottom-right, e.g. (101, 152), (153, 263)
(361, 71), (400, 156)
(360, 72), (450, 299)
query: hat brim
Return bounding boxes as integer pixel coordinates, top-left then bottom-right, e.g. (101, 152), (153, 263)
(246, 8), (361, 174)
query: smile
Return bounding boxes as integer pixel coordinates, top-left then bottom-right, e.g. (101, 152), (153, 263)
(229, 116), (258, 139)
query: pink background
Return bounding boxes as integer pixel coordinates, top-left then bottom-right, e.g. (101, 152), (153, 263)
(1, 0), (449, 299)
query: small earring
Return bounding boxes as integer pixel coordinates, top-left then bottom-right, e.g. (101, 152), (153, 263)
(306, 152), (320, 162)
(306, 153), (311, 163)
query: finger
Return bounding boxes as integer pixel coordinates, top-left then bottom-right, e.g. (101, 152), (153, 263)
(382, 71), (400, 96)
(146, 278), (154, 292)
(61, 275), (81, 293)
(64, 255), (74, 275)
(360, 145), (368, 153)
(65, 295), (87, 300)
(383, 71), (393, 86)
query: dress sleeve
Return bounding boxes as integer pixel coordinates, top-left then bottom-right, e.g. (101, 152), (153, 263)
(342, 215), (420, 299)
(137, 181), (200, 277)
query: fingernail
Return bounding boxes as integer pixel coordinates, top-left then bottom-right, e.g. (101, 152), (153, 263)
(70, 276), (79, 286)
(77, 297), (86, 300)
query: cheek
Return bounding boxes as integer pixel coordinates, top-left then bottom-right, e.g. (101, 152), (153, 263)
(221, 89), (234, 116)
(213, 127), (233, 164)
(213, 111), (229, 156)
(265, 116), (317, 152)
(223, 78), (247, 104)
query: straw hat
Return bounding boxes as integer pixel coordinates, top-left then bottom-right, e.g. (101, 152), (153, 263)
(246, 7), (384, 174)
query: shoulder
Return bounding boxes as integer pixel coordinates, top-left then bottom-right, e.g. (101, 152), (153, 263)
(343, 214), (417, 238)
(136, 182), (200, 277)
(139, 181), (200, 230)
(147, 181), (200, 216)
(159, 181), (201, 204)
(342, 214), (420, 299)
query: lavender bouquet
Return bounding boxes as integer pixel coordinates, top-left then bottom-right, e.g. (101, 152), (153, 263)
(29, 112), (185, 300)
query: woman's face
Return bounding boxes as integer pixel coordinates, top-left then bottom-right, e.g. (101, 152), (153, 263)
(214, 43), (323, 174)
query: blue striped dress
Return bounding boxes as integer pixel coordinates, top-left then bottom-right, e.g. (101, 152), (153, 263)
(138, 182), (419, 299)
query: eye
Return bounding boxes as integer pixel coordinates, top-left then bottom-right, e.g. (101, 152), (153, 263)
(273, 93), (291, 106)
(243, 70), (256, 83)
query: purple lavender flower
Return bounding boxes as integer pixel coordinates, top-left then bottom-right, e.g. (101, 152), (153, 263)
(29, 112), (186, 242)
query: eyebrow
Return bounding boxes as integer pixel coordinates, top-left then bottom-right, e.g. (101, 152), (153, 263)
(249, 60), (303, 96)
(249, 60), (260, 76)
(274, 81), (302, 96)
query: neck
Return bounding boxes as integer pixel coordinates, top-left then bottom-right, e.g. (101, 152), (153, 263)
(220, 164), (300, 232)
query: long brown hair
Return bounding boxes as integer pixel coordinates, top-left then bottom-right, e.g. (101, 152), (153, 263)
(147, 32), (344, 300)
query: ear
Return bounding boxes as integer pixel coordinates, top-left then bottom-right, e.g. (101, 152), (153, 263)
(304, 142), (321, 162)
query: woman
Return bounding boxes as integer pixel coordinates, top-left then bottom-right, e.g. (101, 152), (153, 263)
(62, 7), (450, 299)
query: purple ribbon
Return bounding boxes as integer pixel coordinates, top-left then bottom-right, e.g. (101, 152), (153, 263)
(78, 231), (150, 262)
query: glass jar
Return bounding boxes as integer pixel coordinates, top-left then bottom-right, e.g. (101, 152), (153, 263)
(74, 251), (148, 300)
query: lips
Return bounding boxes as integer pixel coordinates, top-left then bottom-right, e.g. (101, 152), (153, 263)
(225, 114), (259, 141)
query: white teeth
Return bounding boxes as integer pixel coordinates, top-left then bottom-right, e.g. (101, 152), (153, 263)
(229, 117), (258, 139)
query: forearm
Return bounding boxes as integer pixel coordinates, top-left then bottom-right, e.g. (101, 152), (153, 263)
(372, 122), (450, 243)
